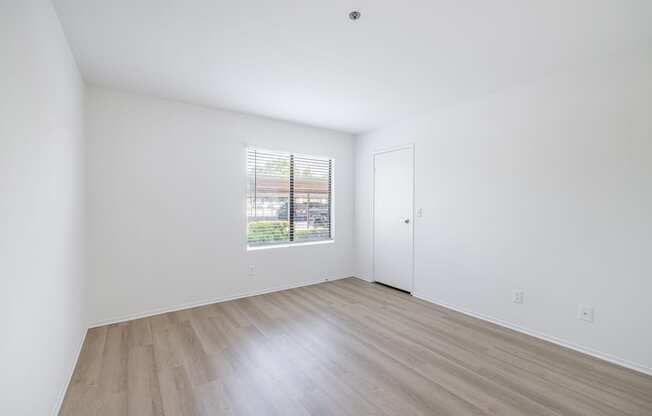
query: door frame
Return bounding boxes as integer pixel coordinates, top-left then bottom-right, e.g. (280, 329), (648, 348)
(372, 143), (415, 293)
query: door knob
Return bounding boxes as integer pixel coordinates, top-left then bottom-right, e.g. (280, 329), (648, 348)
(404, 218), (410, 224)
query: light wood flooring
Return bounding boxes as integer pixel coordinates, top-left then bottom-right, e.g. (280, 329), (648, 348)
(60, 278), (652, 415)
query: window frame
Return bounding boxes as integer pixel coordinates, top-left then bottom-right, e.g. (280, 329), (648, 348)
(245, 146), (335, 250)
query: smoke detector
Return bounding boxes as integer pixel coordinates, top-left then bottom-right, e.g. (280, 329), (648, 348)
(348, 10), (361, 21)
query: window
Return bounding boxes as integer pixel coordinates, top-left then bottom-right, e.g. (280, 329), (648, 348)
(247, 148), (333, 248)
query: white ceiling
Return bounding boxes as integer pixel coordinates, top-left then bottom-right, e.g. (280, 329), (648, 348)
(53, 0), (652, 134)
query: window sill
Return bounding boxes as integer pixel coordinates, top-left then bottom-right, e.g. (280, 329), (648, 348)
(247, 239), (334, 251)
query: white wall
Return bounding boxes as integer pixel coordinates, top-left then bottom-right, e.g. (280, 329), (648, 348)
(0, 1), (86, 414)
(355, 48), (652, 373)
(85, 87), (355, 325)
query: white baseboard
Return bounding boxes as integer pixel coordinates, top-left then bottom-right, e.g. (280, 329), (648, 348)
(355, 275), (373, 283)
(411, 291), (652, 377)
(52, 327), (87, 416)
(89, 276), (348, 328)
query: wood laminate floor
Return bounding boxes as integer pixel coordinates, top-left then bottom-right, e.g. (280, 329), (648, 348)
(60, 278), (652, 416)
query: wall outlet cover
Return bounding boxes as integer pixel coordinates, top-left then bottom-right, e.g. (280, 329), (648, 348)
(578, 304), (594, 323)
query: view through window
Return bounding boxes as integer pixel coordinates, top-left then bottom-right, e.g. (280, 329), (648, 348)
(247, 148), (333, 247)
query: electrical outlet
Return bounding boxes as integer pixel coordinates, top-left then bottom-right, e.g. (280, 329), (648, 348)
(247, 265), (255, 276)
(578, 304), (594, 323)
(417, 208), (423, 218)
(512, 290), (524, 304)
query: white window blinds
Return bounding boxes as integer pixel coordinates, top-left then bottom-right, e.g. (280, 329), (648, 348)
(247, 148), (333, 247)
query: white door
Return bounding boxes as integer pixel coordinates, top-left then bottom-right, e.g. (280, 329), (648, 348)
(373, 146), (414, 292)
